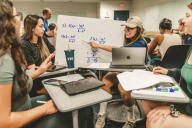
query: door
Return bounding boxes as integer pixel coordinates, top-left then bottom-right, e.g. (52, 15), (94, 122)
(114, 10), (129, 21)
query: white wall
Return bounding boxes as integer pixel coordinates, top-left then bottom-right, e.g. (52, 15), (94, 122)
(130, 0), (185, 20)
(14, 2), (97, 18)
(13, 2), (97, 31)
(100, 1), (132, 20)
(97, 2), (100, 18)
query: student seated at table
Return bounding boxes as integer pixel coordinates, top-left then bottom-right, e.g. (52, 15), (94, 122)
(0, 1), (94, 128)
(148, 18), (183, 59)
(43, 23), (56, 37)
(142, 3), (192, 128)
(176, 18), (192, 45)
(21, 14), (56, 96)
(88, 16), (147, 128)
(172, 18), (185, 35)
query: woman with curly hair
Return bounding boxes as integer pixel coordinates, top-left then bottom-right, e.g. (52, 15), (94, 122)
(0, 0), (93, 128)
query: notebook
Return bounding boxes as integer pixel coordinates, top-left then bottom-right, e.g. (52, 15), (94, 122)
(110, 47), (146, 69)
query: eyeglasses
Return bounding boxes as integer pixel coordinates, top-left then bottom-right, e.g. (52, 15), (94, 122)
(12, 12), (23, 21)
(51, 30), (54, 34)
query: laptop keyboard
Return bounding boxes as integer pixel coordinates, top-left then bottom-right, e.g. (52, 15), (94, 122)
(110, 63), (146, 69)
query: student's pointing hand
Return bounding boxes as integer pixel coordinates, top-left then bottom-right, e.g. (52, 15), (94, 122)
(88, 41), (100, 48)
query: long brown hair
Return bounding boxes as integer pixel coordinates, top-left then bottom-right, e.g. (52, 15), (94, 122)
(0, 0), (29, 97)
(23, 14), (50, 61)
(123, 26), (142, 46)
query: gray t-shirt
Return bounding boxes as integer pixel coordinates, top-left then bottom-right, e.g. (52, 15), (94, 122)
(0, 53), (33, 111)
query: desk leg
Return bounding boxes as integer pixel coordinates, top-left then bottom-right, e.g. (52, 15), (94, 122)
(72, 110), (78, 128)
(99, 71), (102, 81)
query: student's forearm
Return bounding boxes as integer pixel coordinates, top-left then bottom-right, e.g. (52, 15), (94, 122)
(30, 69), (41, 80)
(4, 105), (47, 128)
(98, 45), (118, 52)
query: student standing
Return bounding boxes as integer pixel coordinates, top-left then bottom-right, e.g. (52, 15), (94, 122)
(148, 18), (183, 59)
(88, 16), (147, 128)
(42, 8), (52, 33)
(142, 2), (192, 128)
(0, 1), (94, 128)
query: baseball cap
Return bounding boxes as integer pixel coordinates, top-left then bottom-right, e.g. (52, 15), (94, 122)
(121, 16), (143, 28)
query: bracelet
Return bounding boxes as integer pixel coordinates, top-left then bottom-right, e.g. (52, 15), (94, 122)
(168, 104), (180, 117)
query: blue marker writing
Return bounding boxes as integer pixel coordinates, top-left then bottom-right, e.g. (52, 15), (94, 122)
(153, 88), (175, 92)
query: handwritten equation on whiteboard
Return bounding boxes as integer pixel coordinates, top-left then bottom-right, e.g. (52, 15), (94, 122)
(62, 23), (85, 33)
(86, 49), (101, 63)
(90, 37), (106, 44)
(61, 35), (76, 43)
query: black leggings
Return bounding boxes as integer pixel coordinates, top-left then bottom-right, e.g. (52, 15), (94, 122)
(24, 95), (94, 128)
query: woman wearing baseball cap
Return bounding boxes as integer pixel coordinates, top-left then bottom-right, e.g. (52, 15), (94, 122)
(88, 16), (147, 128)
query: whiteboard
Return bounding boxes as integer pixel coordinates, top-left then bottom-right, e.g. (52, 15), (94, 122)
(144, 0), (191, 32)
(55, 15), (125, 67)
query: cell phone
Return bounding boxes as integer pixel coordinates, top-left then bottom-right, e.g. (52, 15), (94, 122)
(44, 79), (67, 86)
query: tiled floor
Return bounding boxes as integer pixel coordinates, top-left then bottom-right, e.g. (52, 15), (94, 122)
(92, 103), (146, 128)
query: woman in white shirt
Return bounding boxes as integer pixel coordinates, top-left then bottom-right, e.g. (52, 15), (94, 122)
(148, 18), (183, 58)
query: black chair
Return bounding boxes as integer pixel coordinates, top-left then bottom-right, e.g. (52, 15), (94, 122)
(144, 37), (151, 43)
(155, 45), (191, 82)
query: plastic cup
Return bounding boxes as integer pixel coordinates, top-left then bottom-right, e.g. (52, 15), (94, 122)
(64, 50), (75, 68)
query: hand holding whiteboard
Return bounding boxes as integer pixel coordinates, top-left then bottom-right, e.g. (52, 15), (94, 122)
(55, 15), (125, 67)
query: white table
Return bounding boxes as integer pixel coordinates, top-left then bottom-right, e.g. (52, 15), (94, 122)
(42, 74), (112, 128)
(29, 67), (78, 78)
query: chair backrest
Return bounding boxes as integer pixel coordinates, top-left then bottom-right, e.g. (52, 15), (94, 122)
(156, 45), (191, 69)
(144, 37), (151, 43)
(47, 37), (54, 46)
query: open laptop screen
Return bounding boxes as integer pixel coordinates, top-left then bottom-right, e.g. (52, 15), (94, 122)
(112, 47), (146, 66)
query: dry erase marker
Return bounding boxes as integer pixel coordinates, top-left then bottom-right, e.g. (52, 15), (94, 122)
(153, 88), (175, 92)
(37, 100), (47, 104)
(82, 40), (88, 43)
(174, 87), (179, 91)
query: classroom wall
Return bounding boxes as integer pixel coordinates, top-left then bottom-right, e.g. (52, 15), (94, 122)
(13, 2), (97, 30)
(130, 0), (180, 20)
(100, 1), (132, 20)
(97, 2), (100, 19)
(14, 2), (97, 18)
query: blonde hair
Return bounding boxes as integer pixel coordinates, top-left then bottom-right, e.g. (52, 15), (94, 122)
(23, 14), (50, 62)
(178, 18), (184, 25)
(188, 2), (192, 9)
(123, 27), (143, 46)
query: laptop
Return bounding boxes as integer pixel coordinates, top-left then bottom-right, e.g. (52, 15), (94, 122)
(110, 47), (146, 69)
(59, 77), (105, 95)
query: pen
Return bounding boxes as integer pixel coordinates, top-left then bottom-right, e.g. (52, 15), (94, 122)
(153, 88), (175, 92)
(82, 40), (88, 43)
(37, 100), (47, 104)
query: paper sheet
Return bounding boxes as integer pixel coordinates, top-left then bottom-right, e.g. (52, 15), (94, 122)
(133, 70), (173, 83)
(117, 72), (160, 91)
(88, 63), (110, 69)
